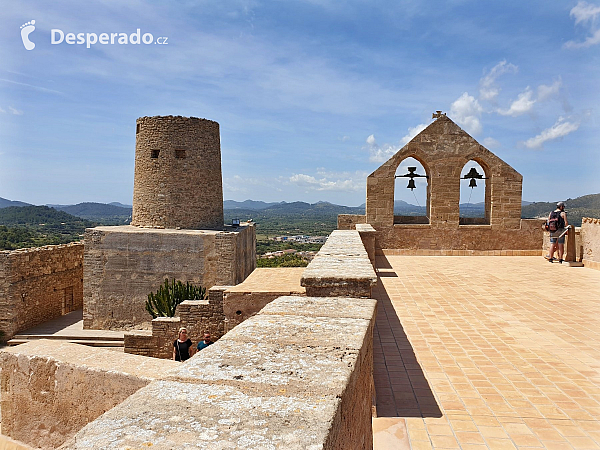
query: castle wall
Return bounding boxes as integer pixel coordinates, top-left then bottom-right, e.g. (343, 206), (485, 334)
(582, 217), (600, 270)
(63, 295), (377, 450)
(83, 225), (255, 330)
(377, 218), (543, 251)
(0, 243), (83, 340)
(131, 116), (224, 229)
(0, 340), (177, 449)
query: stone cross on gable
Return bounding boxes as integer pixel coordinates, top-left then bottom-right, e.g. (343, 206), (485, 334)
(432, 111), (446, 119)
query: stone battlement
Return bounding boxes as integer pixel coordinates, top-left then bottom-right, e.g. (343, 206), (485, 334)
(0, 242), (83, 340)
(301, 230), (378, 297)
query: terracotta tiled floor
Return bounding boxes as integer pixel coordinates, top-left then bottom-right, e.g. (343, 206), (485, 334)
(373, 255), (600, 450)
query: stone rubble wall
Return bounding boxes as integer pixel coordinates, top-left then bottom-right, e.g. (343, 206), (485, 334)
(0, 340), (178, 449)
(83, 224), (255, 330)
(124, 286), (229, 359)
(301, 230), (378, 297)
(581, 217), (600, 270)
(0, 243), (83, 340)
(131, 116), (224, 230)
(62, 296), (377, 450)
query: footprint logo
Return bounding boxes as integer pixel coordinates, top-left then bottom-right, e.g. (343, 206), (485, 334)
(20, 20), (36, 50)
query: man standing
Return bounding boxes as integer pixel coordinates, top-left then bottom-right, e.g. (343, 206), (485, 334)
(197, 331), (213, 351)
(545, 201), (568, 263)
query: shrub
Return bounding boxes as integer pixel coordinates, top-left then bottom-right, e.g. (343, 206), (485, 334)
(145, 279), (208, 319)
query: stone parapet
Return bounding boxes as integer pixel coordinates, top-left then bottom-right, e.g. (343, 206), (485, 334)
(0, 242), (83, 340)
(62, 296), (377, 450)
(338, 213), (366, 230)
(356, 223), (377, 266)
(301, 230), (377, 297)
(223, 267), (305, 330)
(582, 217), (600, 270)
(380, 249), (543, 256)
(0, 340), (178, 449)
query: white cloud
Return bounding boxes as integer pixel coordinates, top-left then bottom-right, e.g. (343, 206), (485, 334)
(450, 92), (483, 135)
(289, 170), (365, 191)
(537, 78), (562, 101)
(570, 1), (600, 25)
(522, 117), (580, 149)
(365, 134), (400, 163)
(564, 1), (600, 48)
(400, 123), (428, 146)
(498, 79), (563, 117)
(497, 87), (535, 117)
(482, 137), (500, 149)
(479, 60), (518, 102)
(564, 28), (600, 48)
(0, 106), (5, 113)
(366, 123), (428, 163)
(8, 106), (23, 116)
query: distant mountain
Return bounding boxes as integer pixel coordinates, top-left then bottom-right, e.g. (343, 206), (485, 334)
(522, 193), (600, 226)
(224, 200), (283, 210)
(0, 205), (93, 227)
(109, 202), (132, 208)
(0, 206), (94, 249)
(0, 197), (31, 208)
(52, 202), (132, 222)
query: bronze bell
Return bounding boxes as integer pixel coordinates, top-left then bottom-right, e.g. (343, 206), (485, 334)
(464, 167), (482, 179)
(407, 179), (416, 190)
(469, 178), (477, 188)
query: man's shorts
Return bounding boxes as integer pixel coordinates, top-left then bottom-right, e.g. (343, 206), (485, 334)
(550, 228), (565, 244)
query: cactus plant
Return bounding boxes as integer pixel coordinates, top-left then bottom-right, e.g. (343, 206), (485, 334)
(145, 278), (208, 318)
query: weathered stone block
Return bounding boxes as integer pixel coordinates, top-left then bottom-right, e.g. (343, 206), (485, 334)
(0, 340), (178, 449)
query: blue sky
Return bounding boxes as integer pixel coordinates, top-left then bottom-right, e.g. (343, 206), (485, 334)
(1, 0), (599, 207)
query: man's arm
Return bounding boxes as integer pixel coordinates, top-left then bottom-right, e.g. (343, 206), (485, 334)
(562, 211), (568, 227)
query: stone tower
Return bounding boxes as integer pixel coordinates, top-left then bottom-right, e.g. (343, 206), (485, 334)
(131, 116), (224, 229)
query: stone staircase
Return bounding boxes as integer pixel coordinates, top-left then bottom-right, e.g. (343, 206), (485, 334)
(5, 309), (125, 351)
(7, 333), (124, 349)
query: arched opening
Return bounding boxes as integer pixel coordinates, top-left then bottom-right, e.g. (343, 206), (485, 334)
(459, 160), (489, 225)
(394, 157), (430, 224)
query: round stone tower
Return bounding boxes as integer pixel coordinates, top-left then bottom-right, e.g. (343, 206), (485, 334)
(131, 116), (224, 229)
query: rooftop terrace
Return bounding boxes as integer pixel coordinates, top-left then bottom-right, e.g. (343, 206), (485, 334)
(373, 254), (600, 450)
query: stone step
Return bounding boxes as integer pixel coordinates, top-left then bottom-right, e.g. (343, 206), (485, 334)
(10, 334), (124, 342)
(7, 338), (124, 348)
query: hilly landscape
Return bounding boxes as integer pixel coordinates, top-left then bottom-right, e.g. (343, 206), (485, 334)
(0, 193), (598, 250)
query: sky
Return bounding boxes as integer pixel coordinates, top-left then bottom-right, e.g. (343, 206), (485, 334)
(1, 0), (599, 207)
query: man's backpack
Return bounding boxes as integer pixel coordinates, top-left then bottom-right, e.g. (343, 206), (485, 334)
(548, 210), (564, 232)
